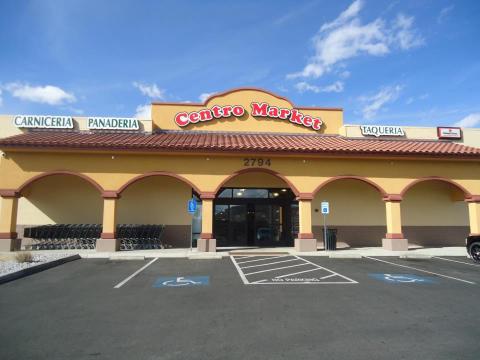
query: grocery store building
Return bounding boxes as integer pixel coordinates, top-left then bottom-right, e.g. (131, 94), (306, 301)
(0, 88), (480, 252)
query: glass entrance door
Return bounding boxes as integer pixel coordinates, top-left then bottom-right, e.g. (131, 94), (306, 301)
(214, 188), (298, 247)
(252, 204), (282, 247)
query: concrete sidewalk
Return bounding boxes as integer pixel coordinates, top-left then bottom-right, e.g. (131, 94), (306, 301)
(1, 246), (469, 259)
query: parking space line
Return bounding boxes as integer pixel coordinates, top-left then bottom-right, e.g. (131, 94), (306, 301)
(236, 255), (287, 264)
(274, 267), (323, 278)
(365, 256), (476, 285)
(113, 257), (159, 289)
(230, 256), (250, 284)
(241, 258), (300, 269)
(320, 274), (337, 280)
(434, 257), (480, 267)
(293, 256), (359, 283)
(244, 263), (308, 276)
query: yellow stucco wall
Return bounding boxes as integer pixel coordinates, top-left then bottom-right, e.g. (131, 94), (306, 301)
(152, 89), (343, 134)
(17, 175), (102, 225)
(117, 176), (191, 225)
(1, 152), (479, 197)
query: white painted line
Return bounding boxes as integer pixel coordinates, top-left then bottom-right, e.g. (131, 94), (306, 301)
(294, 256), (358, 283)
(244, 263), (309, 276)
(365, 256), (476, 285)
(241, 258), (300, 269)
(320, 274), (337, 280)
(434, 257), (480, 267)
(236, 255), (288, 264)
(230, 256), (250, 284)
(252, 281), (356, 285)
(113, 257), (159, 289)
(234, 256), (253, 259)
(251, 279), (268, 284)
(274, 267), (324, 279)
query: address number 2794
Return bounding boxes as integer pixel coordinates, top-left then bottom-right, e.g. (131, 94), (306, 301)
(243, 158), (271, 167)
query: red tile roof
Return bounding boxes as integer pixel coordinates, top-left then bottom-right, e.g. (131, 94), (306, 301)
(0, 130), (479, 158)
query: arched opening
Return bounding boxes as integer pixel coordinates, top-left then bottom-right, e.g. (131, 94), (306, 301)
(313, 178), (386, 248)
(214, 170), (299, 248)
(117, 175), (197, 248)
(17, 173), (103, 249)
(401, 179), (469, 247)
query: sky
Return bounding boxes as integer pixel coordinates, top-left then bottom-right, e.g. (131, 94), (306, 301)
(0, 0), (479, 127)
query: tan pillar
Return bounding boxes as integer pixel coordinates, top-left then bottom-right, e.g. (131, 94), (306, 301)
(0, 191), (19, 251)
(295, 198), (317, 252)
(198, 195), (216, 252)
(467, 200), (480, 235)
(382, 197), (408, 251)
(96, 194), (119, 252)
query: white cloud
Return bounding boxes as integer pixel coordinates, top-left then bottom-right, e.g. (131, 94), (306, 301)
(320, 0), (363, 31)
(4, 82), (76, 105)
(0, 89), (2, 107)
(437, 5), (454, 24)
(133, 82), (165, 99)
(287, 0), (424, 80)
(454, 113), (480, 128)
(134, 104), (151, 119)
(392, 13), (425, 50)
(295, 81), (344, 93)
(199, 92), (215, 102)
(360, 85), (402, 120)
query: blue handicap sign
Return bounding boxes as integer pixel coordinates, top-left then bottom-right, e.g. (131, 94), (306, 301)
(321, 201), (329, 215)
(369, 273), (437, 284)
(187, 199), (197, 214)
(153, 276), (209, 288)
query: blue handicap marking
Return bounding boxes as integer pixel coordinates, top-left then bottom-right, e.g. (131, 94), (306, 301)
(153, 276), (209, 288)
(369, 273), (437, 284)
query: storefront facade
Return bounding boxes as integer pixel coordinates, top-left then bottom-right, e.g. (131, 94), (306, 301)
(0, 88), (480, 252)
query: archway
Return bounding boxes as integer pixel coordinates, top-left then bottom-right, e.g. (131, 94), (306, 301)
(213, 169), (298, 248)
(313, 177), (386, 248)
(17, 173), (103, 249)
(401, 178), (469, 247)
(117, 174), (197, 248)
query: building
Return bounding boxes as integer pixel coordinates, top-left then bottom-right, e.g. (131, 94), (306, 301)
(0, 88), (479, 252)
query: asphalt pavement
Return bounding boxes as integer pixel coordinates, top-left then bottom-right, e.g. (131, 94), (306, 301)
(0, 256), (479, 360)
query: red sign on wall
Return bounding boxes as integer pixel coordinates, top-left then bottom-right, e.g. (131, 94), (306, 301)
(174, 102), (323, 131)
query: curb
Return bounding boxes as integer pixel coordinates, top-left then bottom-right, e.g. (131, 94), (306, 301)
(0, 255), (81, 285)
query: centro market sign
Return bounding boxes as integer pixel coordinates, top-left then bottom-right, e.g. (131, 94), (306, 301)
(360, 125), (405, 137)
(174, 102), (323, 131)
(14, 115), (74, 129)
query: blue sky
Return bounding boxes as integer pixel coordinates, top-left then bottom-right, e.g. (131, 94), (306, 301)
(0, 0), (479, 127)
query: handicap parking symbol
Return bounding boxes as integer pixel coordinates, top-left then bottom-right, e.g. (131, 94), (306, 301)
(153, 276), (209, 288)
(369, 273), (437, 284)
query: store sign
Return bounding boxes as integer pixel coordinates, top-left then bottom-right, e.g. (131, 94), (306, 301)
(437, 127), (462, 140)
(360, 125), (405, 137)
(14, 115), (74, 129)
(174, 102), (323, 131)
(88, 117), (139, 130)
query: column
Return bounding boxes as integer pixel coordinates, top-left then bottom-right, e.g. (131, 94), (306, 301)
(97, 194), (119, 252)
(0, 191), (19, 251)
(382, 196), (408, 251)
(295, 198), (317, 252)
(467, 199), (480, 236)
(198, 194), (215, 252)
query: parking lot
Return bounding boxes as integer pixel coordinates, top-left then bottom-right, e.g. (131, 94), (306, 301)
(1, 255), (479, 360)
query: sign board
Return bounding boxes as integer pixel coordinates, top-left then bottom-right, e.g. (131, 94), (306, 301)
(14, 115), (74, 129)
(437, 127), (462, 140)
(321, 201), (329, 215)
(174, 102), (323, 131)
(153, 276), (209, 288)
(187, 198), (197, 214)
(88, 117), (139, 131)
(369, 273), (437, 284)
(360, 125), (405, 137)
